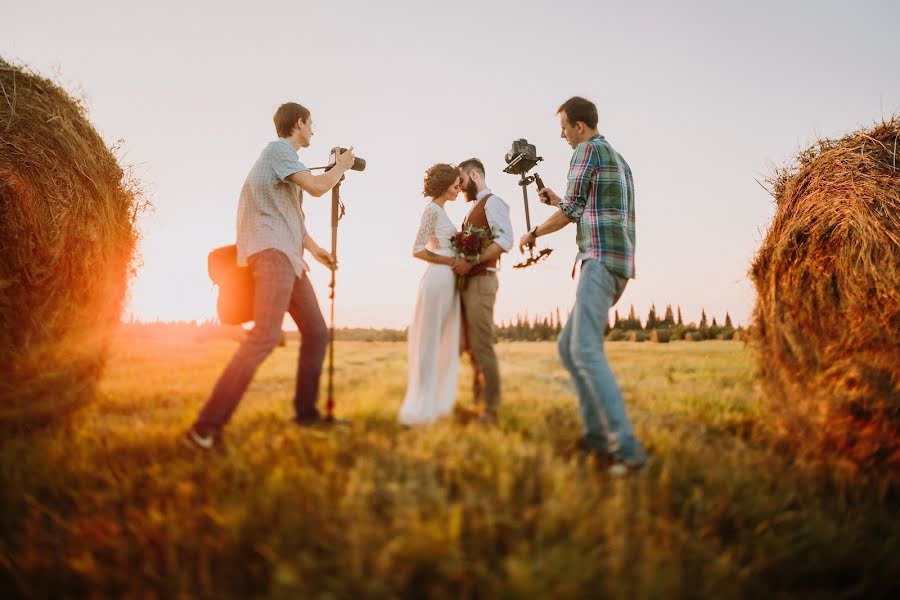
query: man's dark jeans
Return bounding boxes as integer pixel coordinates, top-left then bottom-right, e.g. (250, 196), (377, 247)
(195, 249), (328, 433)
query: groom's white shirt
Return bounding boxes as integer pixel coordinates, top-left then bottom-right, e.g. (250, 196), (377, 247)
(466, 188), (514, 272)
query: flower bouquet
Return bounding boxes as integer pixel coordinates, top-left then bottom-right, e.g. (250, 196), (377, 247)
(449, 225), (494, 291)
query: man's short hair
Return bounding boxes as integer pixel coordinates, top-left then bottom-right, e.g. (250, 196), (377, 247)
(273, 102), (310, 138)
(557, 96), (598, 129)
(458, 158), (485, 178)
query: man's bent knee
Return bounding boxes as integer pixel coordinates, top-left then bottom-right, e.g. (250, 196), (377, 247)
(302, 318), (328, 351)
(243, 327), (283, 355)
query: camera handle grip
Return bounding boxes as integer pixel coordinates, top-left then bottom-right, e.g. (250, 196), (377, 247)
(534, 173), (550, 204)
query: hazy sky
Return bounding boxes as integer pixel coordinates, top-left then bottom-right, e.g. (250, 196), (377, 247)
(2, 0), (898, 328)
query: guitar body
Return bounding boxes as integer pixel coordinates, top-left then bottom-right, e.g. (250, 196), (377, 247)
(207, 245), (254, 325)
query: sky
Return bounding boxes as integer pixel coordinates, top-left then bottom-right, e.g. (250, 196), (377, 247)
(2, 0), (898, 328)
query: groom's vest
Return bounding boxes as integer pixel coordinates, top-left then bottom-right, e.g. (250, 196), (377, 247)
(462, 193), (497, 277)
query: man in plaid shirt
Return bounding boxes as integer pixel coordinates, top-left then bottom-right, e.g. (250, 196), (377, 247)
(518, 96), (648, 475)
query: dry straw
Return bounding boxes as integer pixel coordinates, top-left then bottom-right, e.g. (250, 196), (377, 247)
(750, 117), (900, 475)
(0, 58), (142, 426)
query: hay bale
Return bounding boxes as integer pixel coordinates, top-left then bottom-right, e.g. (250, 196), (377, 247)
(626, 331), (646, 343)
(606, 329), (627, 341)
(650, 329), (670, 343)
(0, 59), (141, 425)
(750, 117), (900, 474)
(684, 332), (703, 342)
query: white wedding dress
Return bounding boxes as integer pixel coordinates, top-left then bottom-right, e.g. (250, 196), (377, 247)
(399, 202), (461, 425)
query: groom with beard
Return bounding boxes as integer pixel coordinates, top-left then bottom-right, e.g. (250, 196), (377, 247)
(454, 158), (514, 425)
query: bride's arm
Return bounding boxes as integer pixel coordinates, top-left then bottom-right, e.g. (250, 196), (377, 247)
(413, 248), (458, 266)
(412, 206), (460, 267)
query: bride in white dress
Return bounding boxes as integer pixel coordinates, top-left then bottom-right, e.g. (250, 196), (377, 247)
(399, 164), (472, 425)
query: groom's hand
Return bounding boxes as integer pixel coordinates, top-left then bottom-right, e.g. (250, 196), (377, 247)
(312, 246), (337, 270)
(452, 258), (472, 275)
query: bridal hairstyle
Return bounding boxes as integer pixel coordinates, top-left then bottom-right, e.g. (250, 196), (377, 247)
(422, 163), (459, 198)
(557, 96), (598, 129)
(273, 102), (311, 137)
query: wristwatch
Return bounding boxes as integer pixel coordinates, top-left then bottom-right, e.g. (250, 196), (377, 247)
(530, 226), (539, 239)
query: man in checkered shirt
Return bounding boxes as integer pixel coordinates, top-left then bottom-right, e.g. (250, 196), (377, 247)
(518, 96), (648, 475)
(186, 102), (356, 449)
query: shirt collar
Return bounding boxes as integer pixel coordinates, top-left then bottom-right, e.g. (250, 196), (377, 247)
(476, 188), (492, 200)
(277, 138), (298, 153)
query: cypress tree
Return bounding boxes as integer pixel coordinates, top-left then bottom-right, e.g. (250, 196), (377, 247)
(725, 312), (733, 328)
(700, 309), (708, 329)
(663, 304), (675, 327)
(677, 305), (684, 326)
(627, 305), (639, 330)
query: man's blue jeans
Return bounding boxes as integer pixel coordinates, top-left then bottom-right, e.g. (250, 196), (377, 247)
(195, 249), (328, 433)
(558, 259), (647, 464)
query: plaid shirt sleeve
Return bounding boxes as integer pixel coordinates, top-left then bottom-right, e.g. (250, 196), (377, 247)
(558, 142), (596, 222)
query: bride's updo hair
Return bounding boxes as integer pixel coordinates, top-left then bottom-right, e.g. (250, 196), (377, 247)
(422, 163), (459, 198)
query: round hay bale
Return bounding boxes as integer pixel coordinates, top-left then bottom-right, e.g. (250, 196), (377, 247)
(626, 330), (646, 343)
(684, 332), (702, 342)
(650, 329), (670, 343)
(750, 117), (900, 474)
(606, 328), (626, 342)
(0, 59), (141, 425)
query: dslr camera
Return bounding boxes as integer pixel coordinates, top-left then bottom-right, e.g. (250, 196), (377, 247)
(328, 147), (367, 172)
(503, 138), (542, 175)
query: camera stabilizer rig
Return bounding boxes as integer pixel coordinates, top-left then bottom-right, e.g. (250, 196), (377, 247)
(308, 147), (365, 421)
(503, 139), (553, 269)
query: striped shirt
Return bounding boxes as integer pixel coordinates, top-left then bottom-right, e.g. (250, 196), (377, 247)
(235, 139), (310, 278)
(557, 134), (636, 279)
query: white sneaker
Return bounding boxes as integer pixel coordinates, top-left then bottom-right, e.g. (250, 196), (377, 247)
(608, 457), (651, 477)
(183, 426), (216, 451)
(608, 462), (630, 477)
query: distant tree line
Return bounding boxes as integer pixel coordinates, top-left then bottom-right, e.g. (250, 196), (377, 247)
(606, 303), (744, 342)
(123, 304), (744, 344)
(495, 304), (744, 342)
(495, 309), (564, 342)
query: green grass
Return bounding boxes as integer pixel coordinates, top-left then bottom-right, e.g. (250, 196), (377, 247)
(1, 335), (897, 598)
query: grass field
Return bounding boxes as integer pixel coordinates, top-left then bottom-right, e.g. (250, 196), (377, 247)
(1, 333), (897, 598)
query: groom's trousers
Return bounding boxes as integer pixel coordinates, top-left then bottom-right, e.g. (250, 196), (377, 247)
(461, 273), (500, 409)
(557, 259), (647, 464)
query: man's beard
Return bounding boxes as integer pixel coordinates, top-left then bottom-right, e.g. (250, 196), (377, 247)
(464, 178), (478, 202)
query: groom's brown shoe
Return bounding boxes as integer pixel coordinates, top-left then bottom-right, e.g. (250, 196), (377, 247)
(453, 404), (481, 425)
(475, 408), (498, 427)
